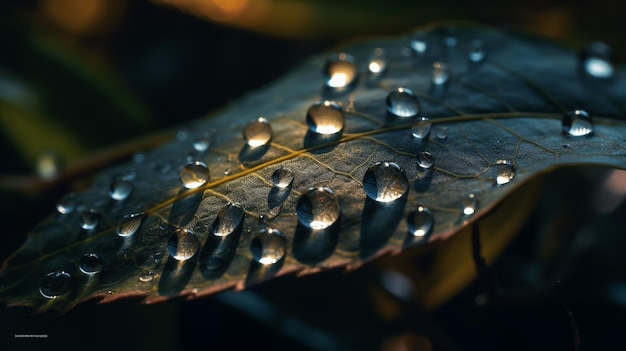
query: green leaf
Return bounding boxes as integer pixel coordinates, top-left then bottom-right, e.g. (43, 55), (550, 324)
(1, 23), (625, 312)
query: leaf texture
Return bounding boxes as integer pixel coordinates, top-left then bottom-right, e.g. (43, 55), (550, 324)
(1, 23), (626, 312)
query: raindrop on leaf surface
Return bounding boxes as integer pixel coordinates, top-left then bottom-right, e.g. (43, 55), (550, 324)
(139, 270), (154, 282)
(386, 87), (420, 118)
(363, 162), (409, 203)
(432, 62), (449, 85)
(463, 193), (477, 216)
(109, 179), (133, 201)
(494, 160), (516, 185)
(417, 152), (434, 170)
(116, 213), (145, 237)
(80, 209), (100, 230)
(407, 206), (434, 239)
(562, 109), (594, 136)
(243, 117), (273, 147)
(296, 187), (341, 230)
(212, 203), (244, 237)
(78, 253), (103, 275)
(306, 101), (345, 135)
(272, 167), (294, 189)
(368, 48), (387, 75)
(323, 53), (358, 89)
(179, 161), (210, 189)
(467, 40), (486, 63)
(251, 228), (286, 265)
(39, 271), (72, 299)
(410, 31), (428, 55)
(411, 117), (432, 140)
(581, 41), (614, 79)
(167, 228), (200, 261)
(193, 134), (212, 152)
(56, 193), (77, 214)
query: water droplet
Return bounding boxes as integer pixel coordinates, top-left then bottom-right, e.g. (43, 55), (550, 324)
(296, 187), (341, 230)
(109, 179), (133, 201)
(193, 133), (212, 152)
(133, 153), (145, 163)
(167, 228), (200, 261)
(410, 31), (428, 55)
(39, 271), (72, 299)
(323, 53), (358, 89)
(463, 193), (477, 216)
(36, 151), (62, 180)
(243, 117), (273, 147)
(212, 203), (244, 237)
(432, 62), (449, 85)
(79, 253), (103, 275)
(436, 127), (449, 140)
(411, 117), (431, 140)
(417, 152), (434, 170)
(562, 109), (594, 137)
(306, 101), (345, 135)
(179, 161), (210, 189)
(386, 87), (420, 118)
(116, 213), (145, 237)
(380, 270), (414, 301)
(467, 40), (485, 63)
(139, 270), (154, 282)
(363, 162), (409, 203)
(494, 160), (516, 185)
(368, 48), (387, 75)
(443, 29), (458, 47)
(407, 206), (434, 238)
(176, 128), (189, 141)
(251, 228), (286, 265)
(56, 193), (77, 214)
(80, 209), (100, 230)
(272, 167), (294, 189)
(581, 42), (614, 79)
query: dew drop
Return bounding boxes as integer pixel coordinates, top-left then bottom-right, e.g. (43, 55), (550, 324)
(80, 209), (100, 230)
(467, 40), (486, 63)
(432, 62), (449, 85)
(296, 187), (341, 230)
(581, 41), (614, 79)
(212, 203), (244, 237)
(251, 228), (286, 265)
(410, 31), (428, 55)
(116, 213), (145, 237)
(306, 101), (345, 135)
(193, 133), (212, 152)
(436, 127), (449, 140)
(56, 193), (77, 214)
(411, 116), (432, 140)
(562, 109), (594, 137)
(179, 161), (210, 189)
(79, 253), (103, 275)
(417, 152), (434, 170)
(407, 206), (434, 238)
(243, 117), (273, 147)
(167, 228), (200, 261)
(363, 161), (409, 203)
(494, 160), (516, 185)
(109, 179), (133, 201)
(463, 193), (477, 216)
(368, 48), (387, 75)
(323, 53), (358, 89)
(443, 28), (458, 47)
(272, 167), (294, 189)
(386, 87), (420, 118)
(139, 270), (154, 282)
(39, 271), (72, 299)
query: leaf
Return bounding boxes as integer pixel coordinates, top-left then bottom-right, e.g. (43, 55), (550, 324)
(1, 23), (625, 312)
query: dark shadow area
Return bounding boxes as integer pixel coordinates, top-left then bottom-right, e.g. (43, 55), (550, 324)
(198, 220), (244, 280)
(158, 254), (198, 297)
(268, 185), (292, 214)
(168, 189), (203, 227)
(414, 169), (433, 193)
(360, 195), (407, 259)
(303, 130), (343, 153)
(238, 143), (271, 162)
(292, 217), (341, 265)
(321, 81), (358, 100)
(244, 258), (285, 288)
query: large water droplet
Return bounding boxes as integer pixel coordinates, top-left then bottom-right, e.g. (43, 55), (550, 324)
(296, 187), (341, 230)
(116, 213), (145, 237)
(494, 160), (516, 185)
(251, 228), (286, 265)
(432, 62), (449, 85)
(79, 253), (103, 275)
(212, 203), (244, 237)
(167, 228), (200, 261)
(306, 101), (345, 135)
(368, 48), (387, 75)
(39, 271), (72, 299)
(581, 42), (614, 79)
(272, 167), (294, 189)
(323, 53), (358, 89)
(417, 152), (434, 170)
(80, 209), (100, 230)
(386, 87), (420, 118)
(410, 31), (428, 55)
(56, 193), (77, 214)
(243, 117), (273, 147)
(411, 117), (432, 140)
(562, 109), (594, 137)
(179, 161), (210, 189)
(463, 193), (477, 216)
(363, 162), (409, 203)
(407, 206), (434, 239)
(467, 40), (486, 63)
(109, 179), (133, 201)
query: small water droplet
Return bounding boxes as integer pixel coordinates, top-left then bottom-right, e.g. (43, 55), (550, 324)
(467, 40), (486, 63)
(109, 179), (133, 201)
(272, 167), (294, 189)
(410, 31), (428, 55)
(212, 203), (244, 237)
(133, 153), (145, 163)
(251, 228), (286, 265)
(306, 101), (345, 135)
(436, 127), (449, 140)
(39, 271), (72, 299)
(80, 209), (100, 230)
(417, 152), (434, 170)
(432, 62), (449, 85)
(193, 133), (212, 152)
(463, 193), (477, 216)
(368, 48), (387, 75)
(139, 270), (154, 282)
(56, 193), (77, 214)
(562, 109), (594, 137)
(296, 187), (341, 230)
(79, 253), (103, 275)
(176, 128), (189, 141)
(407, 206), (434, 238)
(243, 117), (273, 147)
(494, 160), (516, 185)
(581, 42), (614, 79)
(116, 213), (145, 237)
(179, 161), (210, 189)
(167, 228), (200, 261)
(386, 87), (420, 118)
(411, 117), (432, 140)
(323, 53), (358, 89)
(363, 161), (409, 203)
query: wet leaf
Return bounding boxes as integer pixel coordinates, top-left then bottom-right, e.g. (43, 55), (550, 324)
(1, 23), (626, 312)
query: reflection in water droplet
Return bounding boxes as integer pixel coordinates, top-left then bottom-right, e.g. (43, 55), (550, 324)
(463, 193), (477, 216)
(272, 167), (294, 189)
(306, 101), (345, 135)
(212, 203), (244, 237)
(323, 53), (358, 89)
(79, 253), (103, 275)
(494, 160), (516, 185)
(116, 213), (145, 237)
(410, 31), (428, 55)
(39, 271), (72, 299)
(80, 209), (100, 230)
(386, 87), (420, 118)
(56, 193), (77, 214)
(363, 162), (409, 203)
(581, 42), (614, 79)
(436, 127), (449, 140)
(432, 62), (449, 85)
(251, 228), (286, 265)
(411, 117), (431, 140)
(407, 206), (434, 238)
(296, 187), (341, 230)
(244, 117), (273, 147)
(417, 152), (434, 170)
(167, 228), (200, 261)
(109, 179), (133, 201)
(562, 109), (594, 137)
(468, 40), (486, 63)
(179, 161), (210, 189)
(139, 270), (154, 282)
(368, 48), (387, 75)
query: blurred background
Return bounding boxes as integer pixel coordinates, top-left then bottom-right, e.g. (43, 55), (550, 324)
(1, 0), (626, 350)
